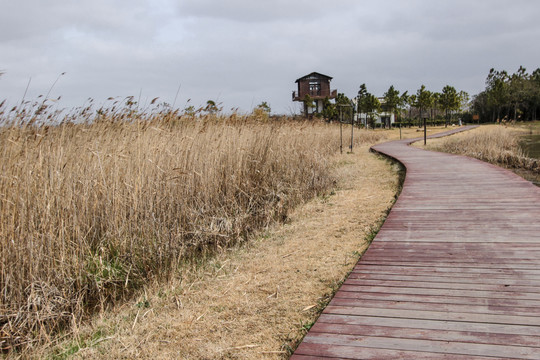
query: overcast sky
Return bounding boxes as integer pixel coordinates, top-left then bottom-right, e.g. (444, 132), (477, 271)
(1, 0), (540, 114)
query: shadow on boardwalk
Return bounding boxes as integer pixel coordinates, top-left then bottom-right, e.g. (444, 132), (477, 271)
(292, 126), (540, 360)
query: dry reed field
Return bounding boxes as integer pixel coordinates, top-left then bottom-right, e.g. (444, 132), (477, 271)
(0, 108), (387, 355)
(417, 125), (539, 174)
(47, 143), (401, 360)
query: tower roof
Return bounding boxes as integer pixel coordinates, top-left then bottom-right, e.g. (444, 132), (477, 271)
(295, 72), (333, 83)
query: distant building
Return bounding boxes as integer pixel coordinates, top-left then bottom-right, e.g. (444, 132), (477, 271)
(292, 72), (337, 116)
(353, 96), (395, 128)
(377, 97), (396, 128)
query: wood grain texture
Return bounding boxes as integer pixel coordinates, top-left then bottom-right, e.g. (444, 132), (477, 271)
(291, 127), (540, 359)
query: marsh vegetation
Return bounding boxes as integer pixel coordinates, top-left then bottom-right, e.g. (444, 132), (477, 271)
(0, 103), (388, 353)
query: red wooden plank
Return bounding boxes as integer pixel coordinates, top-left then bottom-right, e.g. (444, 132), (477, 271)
(342, 278), (540, 294)
(301, 333), (540, 359)
(290, 355), (343, 360)
(316, 314), (540, 337)
(364, 247), (540, 254)
(337, 284), (540, 301)
(293, 342), (512, 360)
(323, 305), (540, 327)
(333, 291), (540, 308)
(328, 297), (540, 317)
(361, 253), (540, 262)
(357, 261), (540, 270)
(309, 322), (540, 347)
(347, 272), (540, 287)
(364, 241), (540, 248)
(352, 264), (540, 277)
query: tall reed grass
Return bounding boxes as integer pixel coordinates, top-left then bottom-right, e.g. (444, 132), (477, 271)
(429, 126), (539, 172)
(0, 102), (385, 350)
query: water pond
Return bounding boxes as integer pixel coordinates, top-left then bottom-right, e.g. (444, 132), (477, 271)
(519, 134), (540, 159)
(517, 134), (540, 186)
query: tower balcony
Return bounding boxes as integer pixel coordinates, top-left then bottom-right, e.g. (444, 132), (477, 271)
(292, 89), (337, 101)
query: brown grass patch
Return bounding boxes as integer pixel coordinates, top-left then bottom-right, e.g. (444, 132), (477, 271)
(414, 125), (540, 174)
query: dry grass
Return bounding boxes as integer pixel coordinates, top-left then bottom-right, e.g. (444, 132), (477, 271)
(0, 108), (389, 355)
(415, 125), (540, 173)
(44, 144), (400, 360)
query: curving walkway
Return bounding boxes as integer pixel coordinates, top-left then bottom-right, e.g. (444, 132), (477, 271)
(292, 126), (540, 359)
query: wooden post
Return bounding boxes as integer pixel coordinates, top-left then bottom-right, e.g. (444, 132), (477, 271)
(400, 123), (402, 140)
(350, 115), (354, 152)
(423, 117), (427, 145)
(340, 113), (343, 154)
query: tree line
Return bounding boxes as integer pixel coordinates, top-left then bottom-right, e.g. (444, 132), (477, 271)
(472, 66), (540, 123)
(316, 83), (469, 128)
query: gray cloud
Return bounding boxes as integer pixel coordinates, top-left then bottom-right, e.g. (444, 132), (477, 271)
(1, 0), (540, 115)
(175, 0), (357, 22)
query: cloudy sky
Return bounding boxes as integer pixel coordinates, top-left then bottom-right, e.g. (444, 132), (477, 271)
(1, 0), (539, 114)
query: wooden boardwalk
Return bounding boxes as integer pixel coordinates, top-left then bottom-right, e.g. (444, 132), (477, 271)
(291, 127), (540, 359)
